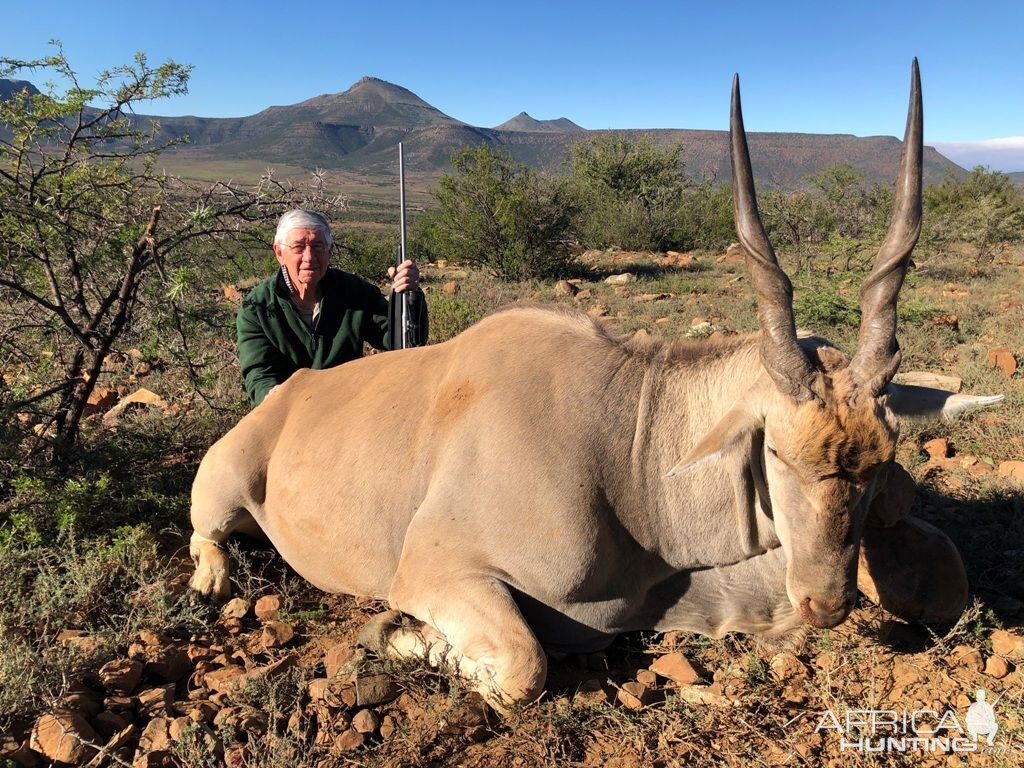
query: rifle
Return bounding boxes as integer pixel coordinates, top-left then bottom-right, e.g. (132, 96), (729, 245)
(388, 142), (426, 348)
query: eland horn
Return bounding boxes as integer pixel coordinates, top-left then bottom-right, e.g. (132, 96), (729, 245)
(730, 74), (816, 401)
(849, 59), (924, 396)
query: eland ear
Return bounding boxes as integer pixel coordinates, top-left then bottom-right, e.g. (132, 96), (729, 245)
(886, 383), (1004, 422)
(666, 407), (762, 478)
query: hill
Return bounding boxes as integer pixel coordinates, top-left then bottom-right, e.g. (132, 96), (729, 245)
(0, 75), (964, 190)
(494, 112), (585, 133)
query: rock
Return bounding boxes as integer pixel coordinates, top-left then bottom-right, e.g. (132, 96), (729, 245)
(62, 691), (103, 719)
(0, 736), (39, 768)
(949, 645), (984, 673)
(613, 286), (630, 297)
(923, 438), (950, 459)
(866, 462), (916, 528)
(355, 672), (400, 707)
(588, 303), (609, 318)
(987, 347), (1018, 376)
(858, 516), (968, 623)
(998, 461), (1024, 485)
(442, 281), (460, 296)
(574, 288), (592, 301)
(991, 629), (1024, 657)
(253, 594), (283, 621)
(83, 387), (118, 417)
(895, 371), (962, 392)
(769, 652), (807, 682)
(91, 711), (130, 740)
(649, 652), (701, 686)
(554, 280), (578, 297)
(324, 643), (355, 679)
(138, 717), (172, 754)
(616, 681), (656, 710)
(573, 679), (611, 707)
(30, 711), (99, 765)
(144, 646), (191, 684)
(604, 272), (637, 285)
(55, 630), (100, 657)
(379, 715), (398, 740)
(202, 665), (246, 694)
(985, 655), (1010, 679)
(331, 729), (365, 753)
(101, 388), (169, 427)
(98, 658), (144, 695)
(222, 284), (242, 302)
(137, 685), (174, 718)
(351, 709), (380, 734)
(636, 669), (657, 688)
(220, 598), (250, 620)
(674, 684), (729, 706)
(634, 293), (670, 303)
(261, 621), (295, 649)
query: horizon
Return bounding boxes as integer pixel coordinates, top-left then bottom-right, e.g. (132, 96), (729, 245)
(2, 1), (1022, 172)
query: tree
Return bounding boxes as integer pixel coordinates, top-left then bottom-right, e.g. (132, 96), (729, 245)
(427, 144), (577, 280)
(568, 133), (687, 251)
(0, 45), (340, 462)
(923, 167), (1024, 262)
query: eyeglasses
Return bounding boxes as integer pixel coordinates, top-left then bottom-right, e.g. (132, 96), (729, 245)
(286, 241), (329, 257)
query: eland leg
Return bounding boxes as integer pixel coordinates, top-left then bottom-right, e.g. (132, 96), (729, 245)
(188, 450), (264, 601)
(381, 571), (547, 713)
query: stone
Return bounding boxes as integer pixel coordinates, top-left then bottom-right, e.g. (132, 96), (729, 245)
(202, 665), (246, 694)
(866, 463), (916, 528)
(769, 652), (807, 682)
(613, 286), (630, 297)
(636, 669), (658, 688)
(220, 597), (250, 620)
(554, 280), (578, 297)
(351, 709), (380, 734)
(223, 284), (242, 302)
(62, 691), (103, 719)
(895, 371), (962, 392)
(998, 461), (1024, 485)
(649, 652), (701, 686)
(949, 645), (984, 673)
(858, 516), (968, 623)
(138, 717), (172, 754)
(987, 347), (1018, 376)
(254, 594), (283, 621)
(616, 681), (656, 710)
(261, 621), (295, 649)
(331, 729), (365, 753)
(144, 646), (191, 684)
(137, 685), (175, 718)
(923, 438), (950, 459)
(55, 630), (99, 657)
(573, 289), (592, 301)
(91, 711), (130, 740)
(379, 715), (398, 740)
(674, 684), (730, 707)
(101, 388), (169, 427)
(985, 655), (1010, 679)
(573, 679), (610, 707)
(355, 672), (400, 707)
(30, 711), (100, 765)
(83, 387), (118, 417)
(441, 280), (460, 296)
(991, 629), (1024, 657)
(604, 272), (637, 285)
(98, 658), (144, 695)
(588, 303), (610, 318)
(324, 643), (355, 679)
(634, 293), (670, 302)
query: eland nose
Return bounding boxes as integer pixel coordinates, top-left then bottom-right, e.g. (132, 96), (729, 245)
(799, 595), (852, 629)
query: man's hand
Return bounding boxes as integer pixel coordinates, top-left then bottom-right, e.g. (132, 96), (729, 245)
(388, 260), (420, 293)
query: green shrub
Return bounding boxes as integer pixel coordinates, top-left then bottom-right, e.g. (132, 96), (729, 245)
(428, 293), (485, 344)
(424, 145), (578, 280)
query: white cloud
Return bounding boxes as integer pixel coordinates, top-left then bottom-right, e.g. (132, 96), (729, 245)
(931, 137), (1024, 173)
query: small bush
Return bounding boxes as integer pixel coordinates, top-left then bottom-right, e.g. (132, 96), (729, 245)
(428, 293), (485, 344)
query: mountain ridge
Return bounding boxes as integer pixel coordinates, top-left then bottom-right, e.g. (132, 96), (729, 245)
(0, 75), (965, 190)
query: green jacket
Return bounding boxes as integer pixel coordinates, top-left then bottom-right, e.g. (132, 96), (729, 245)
(236, 268), (396, 406)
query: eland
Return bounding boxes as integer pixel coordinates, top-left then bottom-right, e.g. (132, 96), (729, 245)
(189, 61), (1000, 708)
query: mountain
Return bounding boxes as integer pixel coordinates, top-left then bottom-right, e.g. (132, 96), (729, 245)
(494, 112), (585, 133)
(0, 79), (39, 100)
(0, 75), (965, 190)
(1010, 171), (1024, 187)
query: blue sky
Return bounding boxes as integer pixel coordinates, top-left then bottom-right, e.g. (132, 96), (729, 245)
(2, 1), (1022, 170)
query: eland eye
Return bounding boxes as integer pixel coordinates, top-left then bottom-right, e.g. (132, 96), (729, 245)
(766, 444), (779, 458)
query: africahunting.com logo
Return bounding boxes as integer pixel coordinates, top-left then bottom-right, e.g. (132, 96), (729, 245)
(815, 689), (1007, 754)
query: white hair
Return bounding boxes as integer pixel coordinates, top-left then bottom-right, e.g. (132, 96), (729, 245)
(274, 210), (333, 245)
